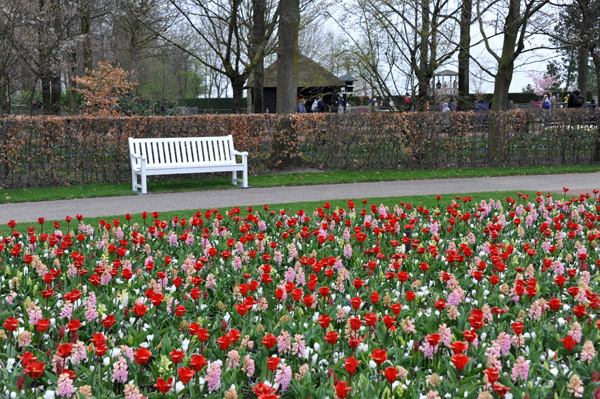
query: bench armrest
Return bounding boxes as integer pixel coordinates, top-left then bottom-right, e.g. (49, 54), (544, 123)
(232, 150), (248, 164)
(129, 152), (147, 170)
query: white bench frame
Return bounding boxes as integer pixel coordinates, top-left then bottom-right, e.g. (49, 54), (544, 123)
(128, 135), (248, 194)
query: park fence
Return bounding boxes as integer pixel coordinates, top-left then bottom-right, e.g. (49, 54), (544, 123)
(0, 109), (598, 189)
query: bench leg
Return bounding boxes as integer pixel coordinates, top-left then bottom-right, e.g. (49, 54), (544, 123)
(141, 174), (147, 194)
(132, 171), (137, 192)
(242, 167), (248, 188)
(232, 170), (237, 186)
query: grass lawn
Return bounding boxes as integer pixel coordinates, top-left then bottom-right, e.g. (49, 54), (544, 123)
(1, 164), (597, 204)
(48, 190), (540, 230)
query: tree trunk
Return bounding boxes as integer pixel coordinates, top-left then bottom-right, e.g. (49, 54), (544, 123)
(231, 79), (245, 114)
(276, 0), (299, 114)
(251, 0), (266, 113)
(41, 74), (51, 115)
(0, 72), (9, 115)
(591, 50), (600, 162)
(51, 74), (61, 114)
(416, 0), (430, 111)
(577, 45), (588, 98)
(81, 0), (93, 72)
(458, 0), (472, 110)
(488, 0), (520, 163)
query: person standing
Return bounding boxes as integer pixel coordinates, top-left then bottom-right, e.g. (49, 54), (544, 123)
(448, 97), (456, 111)
(317, 97), (327, 113)
(568, 88), (585, 108)
(297, 99), (306, 113)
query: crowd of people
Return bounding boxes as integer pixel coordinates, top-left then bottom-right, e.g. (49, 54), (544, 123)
(296, 88), (597, 114)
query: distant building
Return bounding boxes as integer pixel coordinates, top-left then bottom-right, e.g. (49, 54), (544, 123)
(246, 55), (345, 113)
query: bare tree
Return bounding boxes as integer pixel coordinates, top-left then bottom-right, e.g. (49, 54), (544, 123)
(474, 0), (552, 162)
(147, 0), (280, 113)
(342, 0), (459, 111)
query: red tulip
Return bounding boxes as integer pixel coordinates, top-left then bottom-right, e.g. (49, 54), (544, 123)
(190, 354), (206, 371)
(548, 297), (562, 312)
(451, 353), (471, 370)
(94, 344), (108, 357)
(371, 348), (387, 365)
(560, 335), (576, 351)
(318, 314), (332, 329)
(573, 304), (588, 318)
(382, 314), (396, 329)
(349, 316), (362, 331)
(36, 319), (50, 333)
(133, 303), (148, 318)
(450, 341), (468, 354)
(178, 366), (195, 384)
(170, 349), (185, 365)
(135, 347), (152, 365)
(426, 333), (441, 347)
(56, 343), (73, 358)
(405, 291), (416, 302)
(364, 313), (378, 327)
(344, 356), (361, 374)
(267, 357), (280, 371)
(334, 381), (351, 399)
(433, 299), (446, 311)
(89, 333), (106, 348)
(154, 377), (173, 393)
(383, 366), (398, 383)
(197, 328), (210, 342)
(492, 383), (511, 397)
(510, 322), (524, 336)
(235, 303), (250, 316)
(3, 317), (19, 332)
(370, 291), (380, 303)
(101, 314), (116, 329)
(324, 331), (339, 345)
(174, 305), (187, 316)
(262, 333), (277, 350)
(483, 367), (499, 383)
(390, 303), (402, 315)
(229, 328), (240, 343)
(23, 360), (45, 379)
(218, 334), (232, 351)
(350, 296), (362, 310)
(18, 351), (37, 367)
(463, 329), (477, 343)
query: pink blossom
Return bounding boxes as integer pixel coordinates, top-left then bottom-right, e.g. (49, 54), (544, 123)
(206, 362), (222, 392)
(510, 356), (529, 382)
(57, 372), (76, 398)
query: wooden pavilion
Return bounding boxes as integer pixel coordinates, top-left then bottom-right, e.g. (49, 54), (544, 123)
(246, 55), (345, 113)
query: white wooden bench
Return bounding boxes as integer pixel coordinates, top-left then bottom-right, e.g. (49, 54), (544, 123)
(128, 135), (248, 194)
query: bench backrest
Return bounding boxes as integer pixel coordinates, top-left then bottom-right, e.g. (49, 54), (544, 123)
(129, 135), (237, 166)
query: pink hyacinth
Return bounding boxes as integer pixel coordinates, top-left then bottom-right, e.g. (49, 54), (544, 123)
(124, 384), (144, 399)
(275, 364), (292, 392)
(344, 244), (353, 259)
(112, 355), (129, 383)
(510, 356), (530, 382)
(57, 373), (76, 398)
(242, 355), (255, 377)
(206, 361), (222, 392)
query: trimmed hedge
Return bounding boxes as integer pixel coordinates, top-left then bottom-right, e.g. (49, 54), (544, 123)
(0, 110), (598, 188)
(178, 98), (247, 111)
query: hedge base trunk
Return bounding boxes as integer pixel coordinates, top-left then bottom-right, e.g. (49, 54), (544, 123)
(268, 116), (302, 169)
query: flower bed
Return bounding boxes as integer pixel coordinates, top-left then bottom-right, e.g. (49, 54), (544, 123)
(1, 191), (600, 398)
